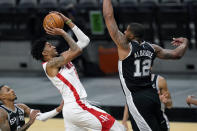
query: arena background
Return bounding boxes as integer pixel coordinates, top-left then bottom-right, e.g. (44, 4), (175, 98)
(0, 0), (197, 130)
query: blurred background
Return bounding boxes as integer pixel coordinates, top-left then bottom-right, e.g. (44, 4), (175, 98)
(0, 0), (197, 124)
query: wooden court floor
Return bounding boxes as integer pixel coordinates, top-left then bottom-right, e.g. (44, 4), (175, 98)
(28, 118), (197, 131)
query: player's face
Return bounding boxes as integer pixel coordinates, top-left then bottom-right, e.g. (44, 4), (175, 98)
(44, 42), (58, 57)
(0, 86), (17, 101)
(124, 25), (134, 41)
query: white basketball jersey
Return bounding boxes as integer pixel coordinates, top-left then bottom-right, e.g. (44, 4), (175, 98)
(42, 62), (87, 104)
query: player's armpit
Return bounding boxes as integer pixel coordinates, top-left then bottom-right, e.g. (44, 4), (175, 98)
(0, 109), (10, 131)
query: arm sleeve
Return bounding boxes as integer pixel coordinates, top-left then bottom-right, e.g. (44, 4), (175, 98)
(72, 25), (90, 49)
(36, 109), (59, 121)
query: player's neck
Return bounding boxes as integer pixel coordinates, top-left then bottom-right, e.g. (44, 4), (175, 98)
(44, 55), (55, 62)
(43, 57), (51, 62)
(3, 101), (15, 111)
(133, 38), (143, 44)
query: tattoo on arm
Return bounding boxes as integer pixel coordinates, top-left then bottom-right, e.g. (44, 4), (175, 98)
(0, 110), (10, 131)
(47, 56), (66, 68)
(16, 121), (32, 131)
(161, 50), (175, 59)
(103, 0), (128, 49)
(153, 40), (188, 59)
(153, 44), (177, 59)
(61, 32), (79, 51)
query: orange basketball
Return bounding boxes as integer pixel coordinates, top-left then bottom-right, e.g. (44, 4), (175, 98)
(43, 13), (64, 30)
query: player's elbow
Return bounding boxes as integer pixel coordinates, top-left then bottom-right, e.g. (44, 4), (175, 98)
(85, 36), (90, 45)
(77, 37), (90, 49)
(82, 36), (90, 46)
(76, 47), (82, 55)
(170, 51), (183, 59)
(166, 101), (173, 109)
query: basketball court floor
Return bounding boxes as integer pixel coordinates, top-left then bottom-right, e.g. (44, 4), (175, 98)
(28, 118), (197, 131)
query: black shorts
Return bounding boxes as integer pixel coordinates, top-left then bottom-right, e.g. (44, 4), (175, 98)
(126, 88), (168, 131)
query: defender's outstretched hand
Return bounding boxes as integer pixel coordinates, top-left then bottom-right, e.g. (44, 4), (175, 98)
(171, 37), (188, 46)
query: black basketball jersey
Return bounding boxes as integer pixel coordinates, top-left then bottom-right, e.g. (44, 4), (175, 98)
(119, 41), (156, 92)
(0, 104), (25, 131)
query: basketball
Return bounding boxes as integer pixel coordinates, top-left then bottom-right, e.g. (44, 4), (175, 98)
(43, 13), (64, 30)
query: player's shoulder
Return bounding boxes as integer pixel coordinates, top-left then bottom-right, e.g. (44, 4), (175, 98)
(16, 103), (29, 110)
(144, 41), (156, 51)
(158, 75), (166, 81)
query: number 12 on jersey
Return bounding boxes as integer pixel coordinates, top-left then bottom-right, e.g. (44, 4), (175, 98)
(134, 59), (151, 77)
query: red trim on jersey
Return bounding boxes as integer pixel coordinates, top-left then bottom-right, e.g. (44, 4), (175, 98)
(42, 62), (47, 64)
(56, 73), (115, 131)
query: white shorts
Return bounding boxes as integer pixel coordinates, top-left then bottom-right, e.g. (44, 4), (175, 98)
(62, 99), (125, 131)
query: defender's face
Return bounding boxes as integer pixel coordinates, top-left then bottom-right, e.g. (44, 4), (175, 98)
(43, 42), (58, 57)
(0, 86), (17, 101)
(124, 25), (134, 41)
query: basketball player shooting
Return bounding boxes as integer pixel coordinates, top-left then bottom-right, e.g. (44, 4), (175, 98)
(31, 11), (126, 131)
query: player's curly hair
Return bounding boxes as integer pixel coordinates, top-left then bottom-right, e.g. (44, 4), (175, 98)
(31, 38), (47, 61)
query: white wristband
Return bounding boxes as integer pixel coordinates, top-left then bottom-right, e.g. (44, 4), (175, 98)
(72, 25), (90, 49)
(36, 109), (59, 121)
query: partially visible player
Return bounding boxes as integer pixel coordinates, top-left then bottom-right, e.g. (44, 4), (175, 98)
(31, 11), (125, 131)
(186, 95), (197, 106)
(122, 74), (172, 131)
(0, 85), (64, 131)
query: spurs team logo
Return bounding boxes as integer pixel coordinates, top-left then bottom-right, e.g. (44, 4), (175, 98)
(99, 115), (109, 122)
